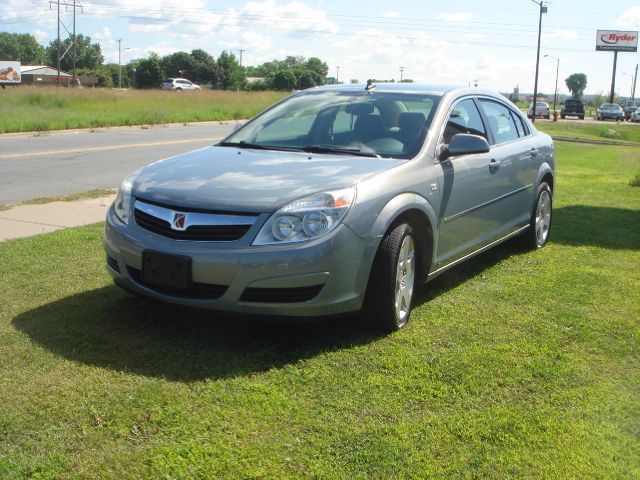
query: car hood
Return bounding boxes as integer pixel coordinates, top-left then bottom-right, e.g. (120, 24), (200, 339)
(132, 146), (407, 212)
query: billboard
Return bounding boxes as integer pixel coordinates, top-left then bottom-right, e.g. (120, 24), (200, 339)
(596, 30), (638, 52)
(0, 61), (21, 83)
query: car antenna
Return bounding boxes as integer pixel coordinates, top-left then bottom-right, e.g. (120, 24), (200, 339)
(365, 79), (376, 93)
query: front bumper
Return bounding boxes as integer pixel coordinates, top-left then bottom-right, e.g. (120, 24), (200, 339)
(104, 206), (376, 317)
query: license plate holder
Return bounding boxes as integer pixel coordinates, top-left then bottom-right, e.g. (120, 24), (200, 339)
(142, 250), (191, 291)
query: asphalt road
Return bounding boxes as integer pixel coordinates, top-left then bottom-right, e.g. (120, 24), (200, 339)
(0, 121), (237, 204)
(2, 117), (637, 205)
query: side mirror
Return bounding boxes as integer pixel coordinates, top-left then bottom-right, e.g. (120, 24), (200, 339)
(440, 134), (490, 160)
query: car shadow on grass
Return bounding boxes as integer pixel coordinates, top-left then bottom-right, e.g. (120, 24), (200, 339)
(11, 244), (523, 383)
(552, 205), (640, 250)
(13, 205), (633, 382)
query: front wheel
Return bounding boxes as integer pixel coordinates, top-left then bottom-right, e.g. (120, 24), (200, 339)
(523, 182), (552, 249)
(362, 223), (417, 333)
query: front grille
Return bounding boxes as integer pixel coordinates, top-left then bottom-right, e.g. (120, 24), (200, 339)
(240, 285), (324, 303)
(127, 267), (227, 299)
(106, 255), (120, 273)
(134, 209), (251, 241)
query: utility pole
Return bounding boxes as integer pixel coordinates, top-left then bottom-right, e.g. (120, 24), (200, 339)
(56, 0), (60, 86)
(633, 64), (639, 101)
(544, 54), (559, 112)
(50, 0), (82, 87)
(117, 39), (124, 89)
(336, 66), (340, 84)
(530, 0), (547, 122)
(399, 66), (404, 82)
(72, 0), (76, 86)
(237, 49), (245, 92)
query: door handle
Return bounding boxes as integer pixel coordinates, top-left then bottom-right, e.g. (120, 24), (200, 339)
(530, 148), (539, 157)
(489, 158), (501, 174)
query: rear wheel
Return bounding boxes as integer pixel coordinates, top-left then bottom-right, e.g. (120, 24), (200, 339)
(363, 223), (417, 333)
(523, 182), (552, 249)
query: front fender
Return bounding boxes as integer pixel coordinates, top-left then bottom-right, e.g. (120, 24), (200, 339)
(346, 192), (439, 291)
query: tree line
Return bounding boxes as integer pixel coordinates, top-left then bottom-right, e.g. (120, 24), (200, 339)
(0, 31), (329, 90)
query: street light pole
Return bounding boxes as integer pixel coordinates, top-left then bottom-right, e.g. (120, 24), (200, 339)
(530, 0), (547, 123)
(544, 54), (559, 112)
(622, 72), (635, 100)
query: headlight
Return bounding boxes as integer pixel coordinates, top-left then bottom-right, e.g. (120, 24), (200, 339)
(113, 169), (142, 225)
(253, 187), (355, 245)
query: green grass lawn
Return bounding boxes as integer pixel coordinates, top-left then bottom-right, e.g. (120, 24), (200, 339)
(536, 120), (640, 144)
(0, 87), (286, 133)
(1, 142), (639, 478)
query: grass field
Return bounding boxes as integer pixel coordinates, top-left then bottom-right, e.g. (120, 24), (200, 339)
(536, 121), (640, 144)
(0, 87), (286, 133)
(1, 142), (639, 478)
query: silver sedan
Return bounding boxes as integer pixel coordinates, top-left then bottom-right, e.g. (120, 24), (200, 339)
(105, 83), (555, 332)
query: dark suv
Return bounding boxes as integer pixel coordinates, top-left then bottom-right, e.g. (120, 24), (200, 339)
(561, 99), (584, 119)
(622, 101), (639, 121)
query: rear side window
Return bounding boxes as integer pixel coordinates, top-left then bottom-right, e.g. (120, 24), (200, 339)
(479, 99), (519, 144)
(442, 99), (486, 144)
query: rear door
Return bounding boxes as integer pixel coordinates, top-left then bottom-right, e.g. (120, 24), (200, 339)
(477, 98), (537, 236)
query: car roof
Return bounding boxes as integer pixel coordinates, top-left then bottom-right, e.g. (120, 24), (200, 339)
(304, 83), (511, 100)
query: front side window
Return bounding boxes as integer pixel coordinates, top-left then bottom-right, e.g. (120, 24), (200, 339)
(442, 98), (486, 145)
(222, 91), (441, 159)
(479, 99), (519, 144)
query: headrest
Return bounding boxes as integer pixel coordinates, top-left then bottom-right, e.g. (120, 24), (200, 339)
(398, 112), (426, 130)
(345, 103), (375, 115)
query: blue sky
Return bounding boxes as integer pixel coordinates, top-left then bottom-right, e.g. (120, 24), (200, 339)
(2, 0), (639, 95)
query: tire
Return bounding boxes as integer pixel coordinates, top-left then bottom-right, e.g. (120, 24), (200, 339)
(523, 182), (552, 250)
(362, 222), (417, 333)
(545, 114), (550, 120)
(579, 115), (584, 120)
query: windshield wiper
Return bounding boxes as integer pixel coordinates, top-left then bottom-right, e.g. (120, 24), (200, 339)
(218, 141), (269, 150)
(301, 145), (381, 158)
(219, 141), (306, 152)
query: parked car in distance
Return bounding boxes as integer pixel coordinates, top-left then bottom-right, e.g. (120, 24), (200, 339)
(527, 101), (550, 119)
(630, 107), (640, 122)
(161, 78), (201, 91)
(105, 83), (555, 333)
(560, 98), (585, 119)
(596, 103), (624, 121)
(622, 100), (639, 120)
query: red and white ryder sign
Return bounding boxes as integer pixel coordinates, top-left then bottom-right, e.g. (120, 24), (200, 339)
(596, 30), (638, 52)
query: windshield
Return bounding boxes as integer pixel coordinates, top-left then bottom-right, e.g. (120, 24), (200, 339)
(221, 90), (441, 159)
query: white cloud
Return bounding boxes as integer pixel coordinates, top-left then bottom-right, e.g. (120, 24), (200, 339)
(92, 27), (113, 42)
(543, 29), (578, 40)
(410, 31), (450, 49)
(436, 12), (473, 22)
(464, 32), (485, 40)
(2, 0), (55, 26)
(130, 23), (172, 34)
(34, 29), (48, 44)
(618, 6), (640, 28)
(239, 1), (339, 35)
(222, 31), (273, 53)
(382, 11), (400, 18)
